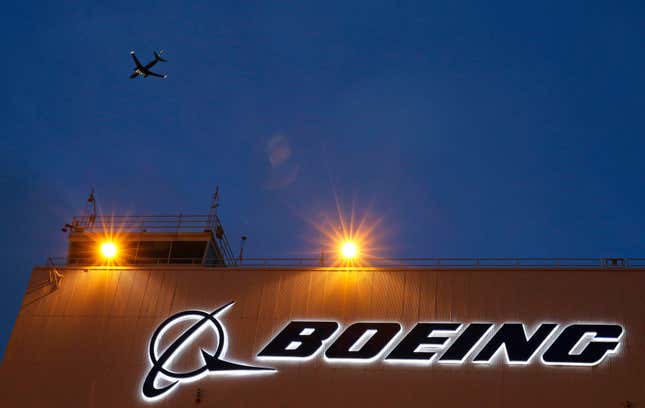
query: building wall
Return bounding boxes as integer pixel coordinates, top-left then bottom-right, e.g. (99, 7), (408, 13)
(1, 265), (643, 407)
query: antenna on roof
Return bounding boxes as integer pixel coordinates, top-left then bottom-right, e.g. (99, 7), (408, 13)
(239, 235), (247, 264)
(87, 187), (97, 228)
(205, 186), (237, 265)
(211, 186), (220, 210)
(208, 186), (219, 227)
(61, 188), (97, 233)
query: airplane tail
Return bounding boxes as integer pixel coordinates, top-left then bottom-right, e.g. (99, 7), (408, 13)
(154, 50), (167, 62)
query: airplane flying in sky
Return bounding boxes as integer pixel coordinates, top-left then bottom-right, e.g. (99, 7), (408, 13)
(129, 50), (167, 79)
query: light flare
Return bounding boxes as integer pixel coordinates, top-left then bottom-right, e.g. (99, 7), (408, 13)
(100, 241), (117, 258)
(74, 214), (131, 266)
(341, 242), (358, 259)
(307, 197), (387, 267)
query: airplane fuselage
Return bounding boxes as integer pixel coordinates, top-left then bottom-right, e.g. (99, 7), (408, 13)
(129, 50), (166, 79)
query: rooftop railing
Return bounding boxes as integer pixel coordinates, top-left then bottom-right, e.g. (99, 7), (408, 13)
(68, 214), (217, 233)
(46, 256), (645, 268)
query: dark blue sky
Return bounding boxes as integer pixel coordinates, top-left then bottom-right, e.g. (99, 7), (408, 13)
(2, 1), (644, 357)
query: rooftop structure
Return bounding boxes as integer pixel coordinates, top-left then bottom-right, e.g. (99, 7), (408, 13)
(57, 189), (239, 266)
(1, 192), (642, 407)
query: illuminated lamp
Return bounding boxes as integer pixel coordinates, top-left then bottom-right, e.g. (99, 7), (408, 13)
(100, 242), (118, 259)
(341, 241), (358, 259)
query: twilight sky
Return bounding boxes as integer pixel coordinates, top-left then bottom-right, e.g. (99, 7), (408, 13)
(1, 1), (645, 357)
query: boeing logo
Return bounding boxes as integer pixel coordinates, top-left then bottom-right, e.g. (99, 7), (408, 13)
(142, 302), (624, 401)
(141, 302), (274, 401)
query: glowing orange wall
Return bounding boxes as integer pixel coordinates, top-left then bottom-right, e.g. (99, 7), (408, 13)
(1, 265), (643, 407)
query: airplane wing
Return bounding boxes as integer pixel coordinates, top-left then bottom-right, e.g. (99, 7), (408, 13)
(144, 59), (159, 69)
(147, 71), (167, 79)
(130, 51), (144, 69)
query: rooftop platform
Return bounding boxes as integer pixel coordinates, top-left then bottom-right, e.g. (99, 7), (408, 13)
(48, 255), (645, 269)
(60, 213), (238, 266)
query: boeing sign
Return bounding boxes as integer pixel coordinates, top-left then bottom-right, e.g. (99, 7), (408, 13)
(142, 302), (624, 401)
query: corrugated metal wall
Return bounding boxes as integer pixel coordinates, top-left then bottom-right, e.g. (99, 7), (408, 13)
(1, 266), (643, 407)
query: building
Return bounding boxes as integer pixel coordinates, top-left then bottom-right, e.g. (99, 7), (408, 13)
(0, 210), (643, 407)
